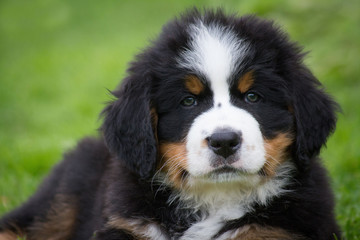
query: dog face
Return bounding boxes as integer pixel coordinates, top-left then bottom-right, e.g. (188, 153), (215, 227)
(103, 10), (337, 191)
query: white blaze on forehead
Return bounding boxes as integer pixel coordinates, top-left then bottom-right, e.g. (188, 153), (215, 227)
(178, 21), (249, 104)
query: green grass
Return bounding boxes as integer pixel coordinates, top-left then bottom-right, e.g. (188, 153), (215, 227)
(0, 0), (359, 238)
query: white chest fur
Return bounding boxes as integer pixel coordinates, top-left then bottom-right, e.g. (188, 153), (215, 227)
(172, 163), (294, 240)
(179, 204), (246, 240)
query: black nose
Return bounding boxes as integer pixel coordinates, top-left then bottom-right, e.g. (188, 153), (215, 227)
(207, 130), (242, 159)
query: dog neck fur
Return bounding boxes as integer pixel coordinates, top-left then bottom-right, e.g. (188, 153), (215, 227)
(161, 163), (295, 240)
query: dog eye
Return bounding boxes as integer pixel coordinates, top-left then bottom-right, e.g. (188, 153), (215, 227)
(245, 92), (261, 103)
(181, 97), (197, 107)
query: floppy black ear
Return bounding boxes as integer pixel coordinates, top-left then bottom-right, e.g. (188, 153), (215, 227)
(102, 74), (157, 179)
(291, 67), (339, 169)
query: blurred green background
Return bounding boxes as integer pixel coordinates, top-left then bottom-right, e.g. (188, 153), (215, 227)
(0, 0), (359, 238)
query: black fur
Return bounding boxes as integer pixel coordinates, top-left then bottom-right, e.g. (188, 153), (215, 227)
(290, 69), (338, 169)
(0, 9), (340, 240)
(102, 72), (158, 179)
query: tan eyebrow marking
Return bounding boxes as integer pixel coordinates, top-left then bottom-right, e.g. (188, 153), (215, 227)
(237, 70), (255, 93)
(184, 75), (205, 95)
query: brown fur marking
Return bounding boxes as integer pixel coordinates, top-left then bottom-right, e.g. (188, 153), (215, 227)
(0, 231), (23, 240)
(263, 133), (293, 176)
(28, 194), (77, 240)
(0, 222), (26, 240)
(184, 75), (204, 95)
(108, 217), (165, 240)
(229, 224), (305, 240)
(159, 142), (188, 189)
(237, 70), (255, 93)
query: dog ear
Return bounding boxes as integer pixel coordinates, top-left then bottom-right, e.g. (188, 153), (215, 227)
(102, 74), (157, 179)
(291, 67), (339, 170)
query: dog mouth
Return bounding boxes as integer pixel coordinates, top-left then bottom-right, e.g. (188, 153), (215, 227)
(203, 166), (253, 182)
(210, 166), (241, 175)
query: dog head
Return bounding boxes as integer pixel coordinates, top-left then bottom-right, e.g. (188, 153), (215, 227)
(102, 9), (338, 189)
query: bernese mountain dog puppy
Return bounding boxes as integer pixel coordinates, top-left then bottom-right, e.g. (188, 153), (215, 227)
(0, 8), (341, 240)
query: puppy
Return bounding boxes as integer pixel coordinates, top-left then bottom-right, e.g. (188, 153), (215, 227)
(0, 9), (341, 240)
